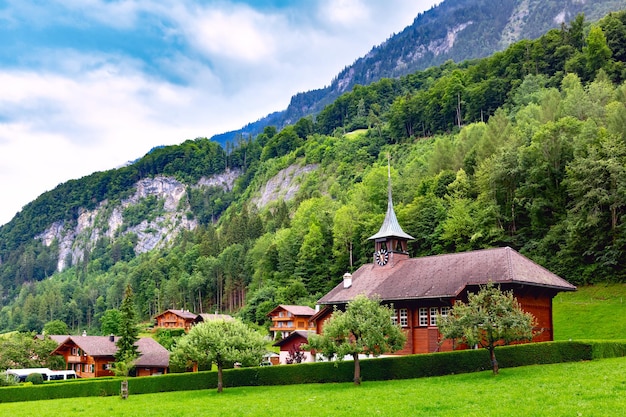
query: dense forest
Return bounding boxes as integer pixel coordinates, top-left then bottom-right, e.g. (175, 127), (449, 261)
(1, 12), (626, 336)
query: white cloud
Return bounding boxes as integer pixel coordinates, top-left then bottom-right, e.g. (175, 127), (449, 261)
(183, 6), (280, 63)
(319, 0), (369, 26)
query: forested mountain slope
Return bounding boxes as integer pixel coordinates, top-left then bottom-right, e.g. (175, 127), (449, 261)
(0, 12), (626, 335)
(212, 0), (626, 144)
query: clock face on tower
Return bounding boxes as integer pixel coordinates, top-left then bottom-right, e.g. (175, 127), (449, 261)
(375, 249), (389, 266)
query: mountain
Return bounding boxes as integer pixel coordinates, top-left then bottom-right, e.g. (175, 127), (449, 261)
(212, 0), (626, 144)
(1, 7), (626, 334)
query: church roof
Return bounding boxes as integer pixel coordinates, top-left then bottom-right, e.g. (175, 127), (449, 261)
(318, 247), (576, 305)
(368, 195), (414, 241)
(368, 163), (413, 241)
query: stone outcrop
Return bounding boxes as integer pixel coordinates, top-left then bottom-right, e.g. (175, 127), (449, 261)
(36, 169), (241, 272)
(252, 164), (318, 208)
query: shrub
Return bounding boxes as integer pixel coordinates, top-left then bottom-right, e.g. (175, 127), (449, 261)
(25, 373), (44, 385)
(0, 372), (17, 386)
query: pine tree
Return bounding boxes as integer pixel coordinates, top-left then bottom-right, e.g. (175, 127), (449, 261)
(115, 284), (139, 363)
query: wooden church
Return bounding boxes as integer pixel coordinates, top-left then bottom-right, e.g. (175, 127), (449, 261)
(313, 168), (576, 355)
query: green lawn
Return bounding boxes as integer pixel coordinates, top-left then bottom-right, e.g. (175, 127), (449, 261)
(554, 283), (626, 340)
(2, 356), (625, 416)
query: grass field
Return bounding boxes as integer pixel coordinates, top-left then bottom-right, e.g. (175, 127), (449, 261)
(1, 356), (625, 416)
(554, 283), (626, 340)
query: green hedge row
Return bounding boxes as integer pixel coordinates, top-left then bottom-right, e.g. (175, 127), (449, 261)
(2, 340), (625, 403)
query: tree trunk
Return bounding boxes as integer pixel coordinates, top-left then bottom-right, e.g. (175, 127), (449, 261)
(217, 364), (223, 393)
(353, 354), (361, 385)
(489, 347), (499, 375)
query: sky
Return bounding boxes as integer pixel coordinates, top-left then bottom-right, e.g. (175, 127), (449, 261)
(0, 0), (441, 227)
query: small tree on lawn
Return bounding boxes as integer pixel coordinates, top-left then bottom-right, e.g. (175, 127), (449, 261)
(438, 283), (537, 375)
(305, 295), (406, 385)
(171, 319), (266, 393)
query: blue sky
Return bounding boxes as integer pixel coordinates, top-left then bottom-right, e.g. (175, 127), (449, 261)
(0, 0), (440, 226)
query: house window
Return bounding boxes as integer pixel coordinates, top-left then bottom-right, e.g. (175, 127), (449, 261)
(287, 321), (293, 328)
(399, 308), (408, 327)
(71, 347), (77, 356)
(419, 308), (428, 326)
(430, 307), (439, 326)
(440, 306), (450, 319)
(90, 364), (94, 373)
(391, 309), (398, 326)
(279, 312), (284, 318)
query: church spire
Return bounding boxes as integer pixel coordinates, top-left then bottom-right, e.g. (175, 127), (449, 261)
(368, 155), (413, 266)
(368, 154), (414, 242)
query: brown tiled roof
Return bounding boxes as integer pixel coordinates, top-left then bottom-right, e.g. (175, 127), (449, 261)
(52, 336), (119, 357)
(273, 330), (312, 347)
(318, 247), (576, 305)
(134, 338), (170, 367)
(155, 309), (198, 320)
(267, 305), (316, 317)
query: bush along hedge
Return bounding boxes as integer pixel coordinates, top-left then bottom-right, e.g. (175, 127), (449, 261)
(1, 340), (625, 403)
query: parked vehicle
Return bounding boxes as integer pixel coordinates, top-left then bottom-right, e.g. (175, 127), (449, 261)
(6, 368), (77, 382)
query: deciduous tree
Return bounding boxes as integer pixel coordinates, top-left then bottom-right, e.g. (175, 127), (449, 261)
(306, 295), (406, 385)
(438, 283), (537, 375)
(171, 319), (266, 393)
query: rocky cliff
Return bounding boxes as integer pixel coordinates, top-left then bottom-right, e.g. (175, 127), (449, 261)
(36, 169), (240, 272)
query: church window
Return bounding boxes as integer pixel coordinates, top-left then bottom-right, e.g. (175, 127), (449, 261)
(430, 307), (438, 326)
(419, 308), (428, 326)
(399, 308), (408, 327)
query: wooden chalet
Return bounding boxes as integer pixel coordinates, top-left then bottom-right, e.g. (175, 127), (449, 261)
(313, 169), (576, 355)
(273, 330), (315, 364)
(50, 335), (169, 378)
(153, 309), (199, 332)
(267, 305), (316, 340)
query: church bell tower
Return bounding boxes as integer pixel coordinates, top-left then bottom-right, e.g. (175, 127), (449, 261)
(368, 157), (414, 267)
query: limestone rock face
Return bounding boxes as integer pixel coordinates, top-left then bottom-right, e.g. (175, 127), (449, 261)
(253, 164), (318, 208)
(36, 169), (240, 272)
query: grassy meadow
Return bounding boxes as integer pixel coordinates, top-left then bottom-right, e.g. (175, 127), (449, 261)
(554, 283), (626, 340)
(1, 357), (625, 416)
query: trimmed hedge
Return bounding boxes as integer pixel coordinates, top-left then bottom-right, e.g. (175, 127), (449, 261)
(2, 340), (625, 403)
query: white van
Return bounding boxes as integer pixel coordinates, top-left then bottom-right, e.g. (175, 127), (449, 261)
(47, 370), (77, 381)
(6, 368), (77, 382)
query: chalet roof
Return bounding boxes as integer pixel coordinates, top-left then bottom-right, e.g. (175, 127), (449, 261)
(53, 335), (119, 357)
(318, 247), (576, 305)
(51, 335), (169, 367)
(47, 334), (72, 344)
(273, 330), (312, 347)
(195, 313), (234, 322)
(135, 338), (170, 367)
(154, 309), (198, 320)
(267, 305), (316, 317)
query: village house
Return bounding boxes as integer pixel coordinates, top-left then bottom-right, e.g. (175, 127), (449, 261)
(153, 309), (234, 332)
(50, 334), (170, 378)
(267, 305), (316, 340)
(273, 330), (316, 364)
(153, 309), (198, 332)
(311, 171), (576, 355)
